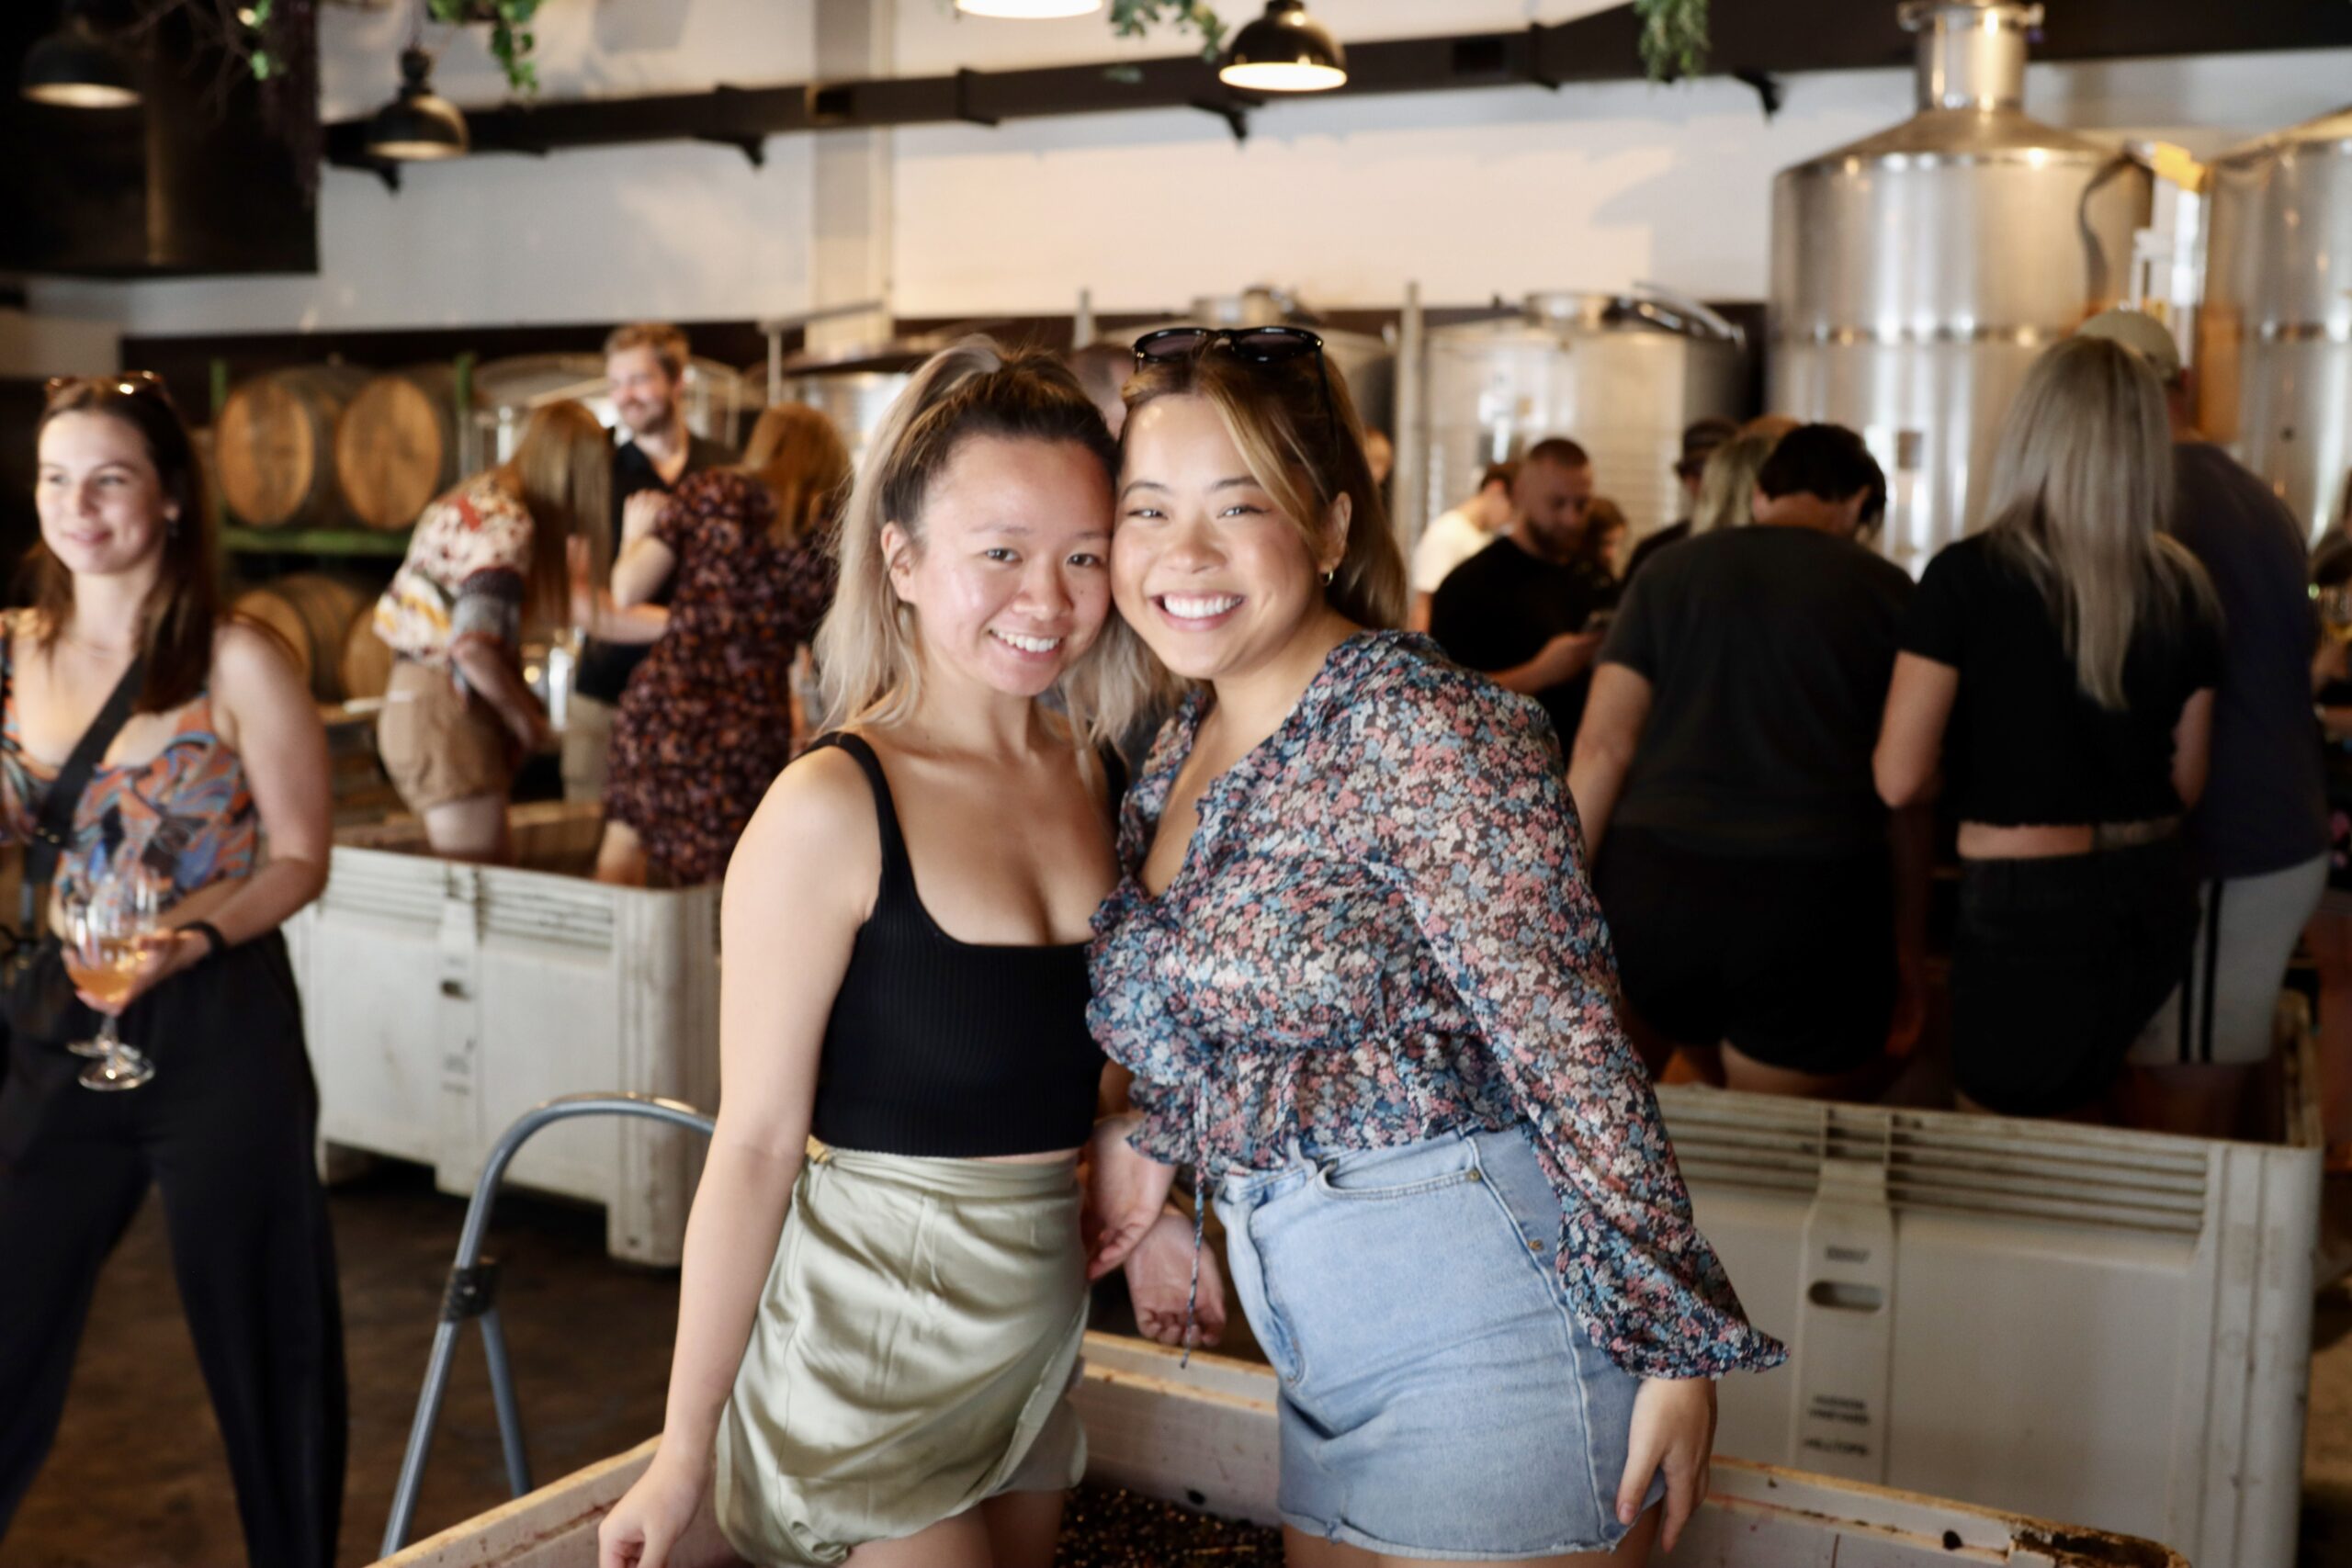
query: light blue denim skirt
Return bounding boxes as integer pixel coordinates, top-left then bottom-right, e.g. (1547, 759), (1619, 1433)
(1213, 1125), (1667, 1561)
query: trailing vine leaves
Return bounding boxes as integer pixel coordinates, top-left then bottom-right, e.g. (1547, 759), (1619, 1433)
(1106, 1), (1227, 61)
(424, 0), (542, 96)
(1634, 0), (1711, 81)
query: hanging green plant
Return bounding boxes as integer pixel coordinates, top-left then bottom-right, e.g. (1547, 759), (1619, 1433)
(1634, 0), (1711, 81)
(425, 0), (543, 96)
(1107, 0), (1227, 61)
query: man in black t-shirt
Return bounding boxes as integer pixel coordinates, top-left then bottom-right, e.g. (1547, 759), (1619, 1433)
(1428, 437), (1614, 747)
(1568, 424), (1923, 1091)
(562, 321), (737, 803)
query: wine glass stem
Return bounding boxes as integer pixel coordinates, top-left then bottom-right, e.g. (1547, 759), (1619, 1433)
(98, 1015), (123, 1065)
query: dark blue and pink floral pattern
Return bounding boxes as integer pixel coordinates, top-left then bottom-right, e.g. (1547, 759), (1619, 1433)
(1087, 630), (1784, 1380)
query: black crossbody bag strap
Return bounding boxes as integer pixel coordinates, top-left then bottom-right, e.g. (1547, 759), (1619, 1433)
(16, 649), (146, 930)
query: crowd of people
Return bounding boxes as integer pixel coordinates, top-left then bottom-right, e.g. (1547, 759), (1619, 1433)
(0, 299), (2343, 1568)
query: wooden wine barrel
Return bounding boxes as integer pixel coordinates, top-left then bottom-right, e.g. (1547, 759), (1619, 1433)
(337, 365), (473, 533)
(338, 611), (397, 703)
(214, 365), (371, 530)
(233, 574), (372, 702)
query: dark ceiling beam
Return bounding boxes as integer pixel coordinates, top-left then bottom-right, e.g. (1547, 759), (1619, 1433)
(322, 0), (2352, 177)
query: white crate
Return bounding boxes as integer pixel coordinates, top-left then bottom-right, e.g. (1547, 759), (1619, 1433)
(288, 804), (718, 1265)
(376, 1333), (2187, 1568)
(1659, 1084), (2319, 1568)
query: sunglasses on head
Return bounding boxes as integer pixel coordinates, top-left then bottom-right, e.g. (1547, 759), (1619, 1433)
(44, 370), (174, 408)
(1132, 326), (1339, 449)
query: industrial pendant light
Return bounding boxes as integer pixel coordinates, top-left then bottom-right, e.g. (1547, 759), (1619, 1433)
(20, 1), (141, 109)
(364, 45), (468, 161)
(1218, 0), (1346, 93)
(956, 1), (1104, 16)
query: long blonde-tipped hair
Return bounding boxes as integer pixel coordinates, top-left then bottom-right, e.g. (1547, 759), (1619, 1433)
(1691, 431), (1779, 536)
(740, 402), (851, 548)
(499, 400), (612, 632)
(814, 337), (1154, 744)
(1981, 335), (2216, 710)
(1122, 341), (1407, 632)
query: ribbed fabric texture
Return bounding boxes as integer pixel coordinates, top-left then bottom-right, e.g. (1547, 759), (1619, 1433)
(807, 734), (1105, 1157)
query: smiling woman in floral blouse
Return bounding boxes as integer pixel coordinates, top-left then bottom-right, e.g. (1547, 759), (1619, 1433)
(1084, 328), (1784, 1568)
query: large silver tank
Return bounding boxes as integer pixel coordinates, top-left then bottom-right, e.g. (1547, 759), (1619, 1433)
(758, 338), (956, 468)
(2200, 106), (2352, 539)
(1128, 287), (1396, 435)
(1422, 288), (1747, 536)
(1768, 1), (2152, 573)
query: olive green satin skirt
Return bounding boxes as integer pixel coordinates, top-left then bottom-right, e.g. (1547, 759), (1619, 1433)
(713, 1142), (1089, 1567)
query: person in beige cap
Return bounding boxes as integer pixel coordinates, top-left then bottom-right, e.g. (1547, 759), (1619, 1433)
(2075, 308), (2330, 1137)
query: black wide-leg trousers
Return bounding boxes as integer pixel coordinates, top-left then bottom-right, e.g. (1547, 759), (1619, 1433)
(0, 931), (346, 1568)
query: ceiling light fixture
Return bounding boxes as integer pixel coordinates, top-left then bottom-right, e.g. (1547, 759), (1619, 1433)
(956, 1), (1104, 15)
(20, 1), (141, 109)
(365, 44), (468, 161)
(1218, 0), (1346, 93)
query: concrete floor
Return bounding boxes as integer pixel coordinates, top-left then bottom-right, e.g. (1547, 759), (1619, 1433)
(1, 1163), (2347, 1567)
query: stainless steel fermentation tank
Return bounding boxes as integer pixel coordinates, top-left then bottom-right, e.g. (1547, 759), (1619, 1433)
(2201, 107), (2352, 538)
(1768, 1), (2152, 573)
(1420, 288), (1747, 537)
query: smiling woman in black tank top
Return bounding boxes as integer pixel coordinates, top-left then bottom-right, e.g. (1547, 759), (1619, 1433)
(599, 341), (1198, 1568)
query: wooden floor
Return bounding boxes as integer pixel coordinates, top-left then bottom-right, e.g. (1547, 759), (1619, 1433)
(2, 1161), (2347, 1567)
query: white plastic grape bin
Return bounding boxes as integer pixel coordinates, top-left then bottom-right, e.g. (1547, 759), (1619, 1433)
(288, 803), (718, 1265)
(373, 1334), (2185, 1568)
(1660, 1074), (2320, 1568)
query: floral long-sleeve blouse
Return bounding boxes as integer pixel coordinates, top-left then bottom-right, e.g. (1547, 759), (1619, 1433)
(1087, 630), (1785, 1381)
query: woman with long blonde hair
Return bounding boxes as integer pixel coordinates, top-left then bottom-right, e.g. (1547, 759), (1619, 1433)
(591, 401), (850, 886)
(373, 399), (610, 863)
(1876, 335), (2222, 1118)
(1690, 429), (1779, 536)
(598, 340), (1209, 1568)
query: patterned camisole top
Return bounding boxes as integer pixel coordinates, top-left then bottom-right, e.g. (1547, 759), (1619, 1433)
(0, 624), (259, 913)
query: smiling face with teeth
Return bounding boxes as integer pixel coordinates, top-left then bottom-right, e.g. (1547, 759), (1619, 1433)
(883, 433), (1116, 704)
(1114, 393), (1351, 689)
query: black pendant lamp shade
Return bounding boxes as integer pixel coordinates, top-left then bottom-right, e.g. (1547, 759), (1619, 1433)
(365, 47), (468, 161)
(20, 3), (141, 109)
(1218, 0), (1346, 93)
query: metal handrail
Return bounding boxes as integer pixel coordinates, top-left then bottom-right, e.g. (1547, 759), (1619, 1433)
(379, 1092), (717, 1559)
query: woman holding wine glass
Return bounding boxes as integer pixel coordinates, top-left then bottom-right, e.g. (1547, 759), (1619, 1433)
(0, 375), (345, 1568)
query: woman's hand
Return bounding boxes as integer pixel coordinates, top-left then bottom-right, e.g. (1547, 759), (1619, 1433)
(74, 929), (200, 1016)
(622, 490), (670, 547)
(596, 1446), (707, 1568)
(1084, 1113), (1176, 1280)
(1125, 1208), (1225, 1349)
(1617, 1375), (1715, 1553)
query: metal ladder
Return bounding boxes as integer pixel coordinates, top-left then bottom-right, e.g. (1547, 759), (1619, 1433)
(379, 1092), (717, 1559)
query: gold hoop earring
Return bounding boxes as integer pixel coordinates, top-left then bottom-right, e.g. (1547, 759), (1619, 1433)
(1322, 568), (1337, 587)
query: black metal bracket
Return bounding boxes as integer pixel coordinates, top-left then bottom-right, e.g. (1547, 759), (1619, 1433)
(953, 68), (999, 128)
(697, 84), (767, 166)
(695, 133), (766, 166)
(1189, 89), (1259, 144)
(1523, 23), (1562, 90)
(1734, 68), (1783, 118)
(441, 1258), (500, 1324)
(368, 161), (401, 195)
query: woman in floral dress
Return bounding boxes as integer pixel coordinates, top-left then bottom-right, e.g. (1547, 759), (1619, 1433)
(1084, 329), (1783, 1566)
(594, 404), (849, 885)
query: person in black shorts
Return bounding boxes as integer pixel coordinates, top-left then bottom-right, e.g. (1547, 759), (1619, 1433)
(1570, 423), (1920, 1094)
(1876, 337), (2222, 1120)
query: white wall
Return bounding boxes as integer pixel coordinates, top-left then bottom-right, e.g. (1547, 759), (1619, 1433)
(31, 0), (820, 338)
(21, 1), (2352, 338)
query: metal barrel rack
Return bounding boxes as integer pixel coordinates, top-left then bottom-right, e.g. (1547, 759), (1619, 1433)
(379, 1091), (717, 1558)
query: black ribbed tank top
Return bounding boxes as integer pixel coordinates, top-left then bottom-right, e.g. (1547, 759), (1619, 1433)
(806, 732), (1108, 1157)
